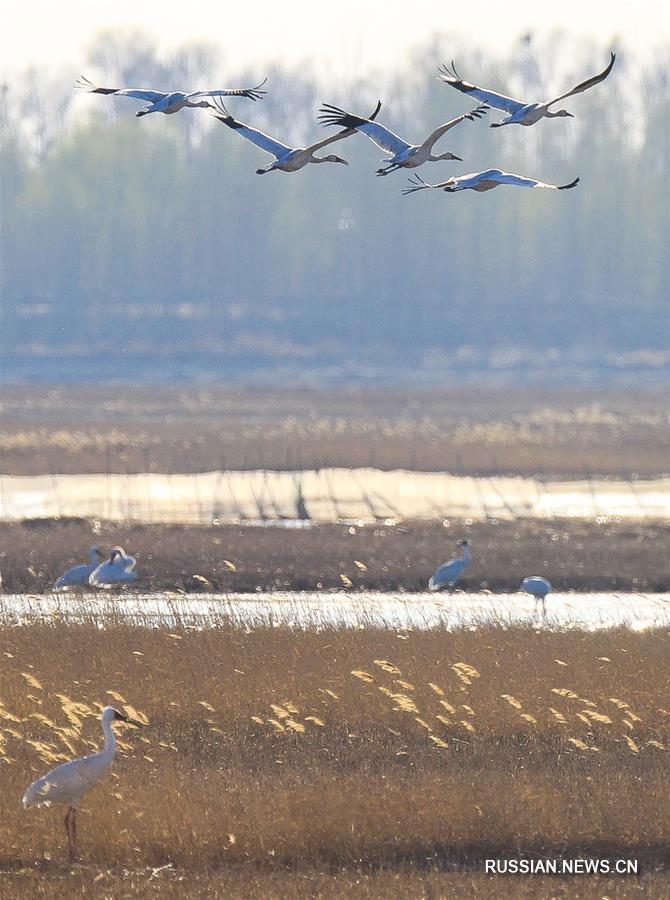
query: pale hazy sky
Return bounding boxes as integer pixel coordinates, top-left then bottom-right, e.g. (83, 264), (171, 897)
(2, 0), (667, 75)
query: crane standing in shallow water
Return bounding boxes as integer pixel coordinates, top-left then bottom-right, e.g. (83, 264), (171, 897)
(438, 52), (616, 128)
(520, 576), (552, 618)
(429, 539), (472, 591)
(23, 706), (145, 862)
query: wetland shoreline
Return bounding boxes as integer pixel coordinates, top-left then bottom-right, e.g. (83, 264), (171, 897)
(1, 518), (667, 594)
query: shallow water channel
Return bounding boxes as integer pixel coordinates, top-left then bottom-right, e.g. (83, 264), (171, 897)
(2, 591), (669, 631)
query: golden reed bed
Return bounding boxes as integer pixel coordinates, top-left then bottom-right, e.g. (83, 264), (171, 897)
(3, 385), (669, 479)
(0, 622), (668, 897)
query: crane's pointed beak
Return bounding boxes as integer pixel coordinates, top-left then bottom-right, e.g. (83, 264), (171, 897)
(116, 712), (146, 727)
(125, 716), (146, 728)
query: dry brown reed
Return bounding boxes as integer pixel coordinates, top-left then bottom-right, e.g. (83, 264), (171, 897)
(0, 621), (668, 897)
(2, 384), (669, 477)
(1, 518), (668, 593)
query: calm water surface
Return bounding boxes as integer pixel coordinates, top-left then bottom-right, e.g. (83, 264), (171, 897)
(2, 592), (669, 631)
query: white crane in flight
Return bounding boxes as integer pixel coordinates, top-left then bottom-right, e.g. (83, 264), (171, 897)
(403, 170), (580, 194)
(318, 101), (488, 175)
(438, 52), (615, 127)
(75, 75), (267, 116)
(211, 98), (382, 174)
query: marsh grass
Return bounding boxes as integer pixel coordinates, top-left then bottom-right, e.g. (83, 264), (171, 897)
(1, 866), (664, 899)
(1, 518), (668, 593)
(0, 622), (668, 897)
(2, 385), (669, 477)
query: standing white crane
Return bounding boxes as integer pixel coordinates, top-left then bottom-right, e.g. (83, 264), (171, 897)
(318, 102), (488, 175)
(210, 99), (382, 174)
(438, 52), (615, 127)
(89, 547), (138, 586)
(74, 75), (267, 116)
(53, 547), (104, 590)
(520, 576), (552, 617)
(428, 539), (472, 591)
(403, 170), (580, 194)
(23, 706), (145, 862)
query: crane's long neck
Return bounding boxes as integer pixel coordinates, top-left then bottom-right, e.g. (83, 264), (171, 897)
(461, 545), (471, 564)
(100, 717), (117, 767)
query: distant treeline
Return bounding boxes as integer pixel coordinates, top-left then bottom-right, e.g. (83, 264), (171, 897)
(1, 32), (669, 383)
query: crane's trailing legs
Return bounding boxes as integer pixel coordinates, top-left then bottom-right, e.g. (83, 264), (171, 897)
(376, 153), (463, 176)
(375, 163), (401, 176)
